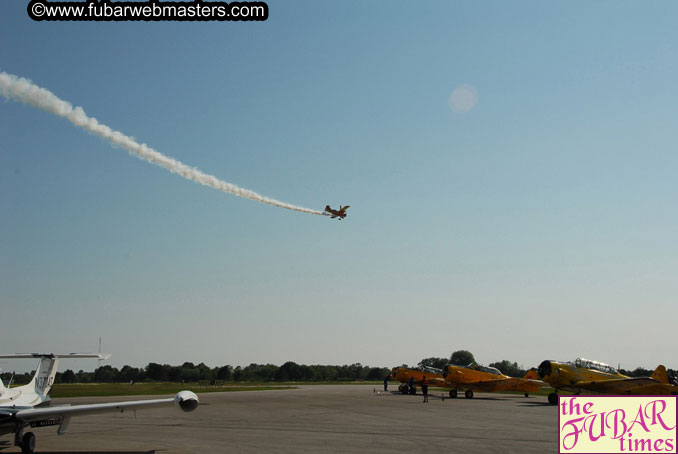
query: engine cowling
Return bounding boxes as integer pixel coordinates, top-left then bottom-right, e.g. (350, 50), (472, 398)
(174, 391), (199, 412)
(537, 360), (553, 379)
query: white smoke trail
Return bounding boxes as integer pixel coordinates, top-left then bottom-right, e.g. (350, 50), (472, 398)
(0, 71), (327, 216)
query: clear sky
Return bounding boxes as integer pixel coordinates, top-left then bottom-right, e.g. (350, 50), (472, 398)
(1, 1), (677, 374)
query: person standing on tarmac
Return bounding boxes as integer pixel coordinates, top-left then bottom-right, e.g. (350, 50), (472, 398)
(421, 375), (429, 403)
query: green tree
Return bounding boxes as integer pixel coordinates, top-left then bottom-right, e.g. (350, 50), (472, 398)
(351, 363), (365, 380)
(310, 365), (338, 381)
(276, 361), (301, 381)
(94, 365), (119, 382)
(366, 367), (390, 380)
(196, 363), (213, 381)
(241, 364), (278, 381)
(59, 369), (77, 383)
(76, 369), (93, 383)
(488, 360), (525, 377)
(216, 365), (233, 381)
(450, 350), (475, 366)
(418, 357), (448, 370)
(168, 365), (183, 382)
(178, 367), (200, 382)
(622, 367), (652, 378)
(146, 363), (170, 381)
(119, 365), (144, 383)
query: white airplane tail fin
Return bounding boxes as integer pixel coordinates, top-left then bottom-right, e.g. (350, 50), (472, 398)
(27, 356), (58, 397)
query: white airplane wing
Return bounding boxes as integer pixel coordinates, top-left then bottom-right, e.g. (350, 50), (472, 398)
(0, 353), (111, 360)
(7, 391), (198, 433)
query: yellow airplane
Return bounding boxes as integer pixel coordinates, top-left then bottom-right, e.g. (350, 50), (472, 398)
(443, 363), (543, 399)
(537, 358), (678, 405)
(389, 366), (446, 394)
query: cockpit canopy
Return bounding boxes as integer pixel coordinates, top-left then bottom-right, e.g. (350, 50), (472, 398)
(420, 366), (443, 375)
(466, 362), (502, 375)
(573, 358), (617, 375)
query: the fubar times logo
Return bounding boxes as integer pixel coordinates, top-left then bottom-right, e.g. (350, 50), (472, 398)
(559, 396), (677, 453)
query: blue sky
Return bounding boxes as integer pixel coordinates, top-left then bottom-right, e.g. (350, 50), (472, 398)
(1, 1), (677, 373)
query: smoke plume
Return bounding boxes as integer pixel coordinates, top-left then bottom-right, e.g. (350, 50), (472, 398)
(0, 71), (326, 216)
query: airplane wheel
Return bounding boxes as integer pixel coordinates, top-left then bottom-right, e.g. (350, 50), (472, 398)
(524, 393), (529, 398)
(21, 432), (36, 454)
(409, 386), (417, 395)
(449, 389), (458, 398)
(548, 392), (558, 405)
(465, 390), (474, 399)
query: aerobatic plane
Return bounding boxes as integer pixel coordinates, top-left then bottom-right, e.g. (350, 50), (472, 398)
(0, 353), (199, 454)
(390, 366), (446, 394)
(538, 357), (678, 405)
(443, 362), (543, 399)
(324, 205), (349, 219)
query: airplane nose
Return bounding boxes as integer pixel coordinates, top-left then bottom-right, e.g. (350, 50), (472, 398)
(537, 360), (552, 379)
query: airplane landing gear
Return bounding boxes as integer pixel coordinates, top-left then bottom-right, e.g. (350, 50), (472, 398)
(14, 427), (35, 454)
(397, 384), (417, 394)
(524, 393), (529, 397)
(448, 389), (458, 398)
(465, 390), (474, 399)
(21, 432), (36, 454)
(548, 392), (558, 405)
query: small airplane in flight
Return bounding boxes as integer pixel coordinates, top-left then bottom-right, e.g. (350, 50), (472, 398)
(324, 205), (349, 220)
(443, 362), (544, 399)
(390, 366), (446, 394)
(537, 357), (678, 405)
(0, 353), (199, 454)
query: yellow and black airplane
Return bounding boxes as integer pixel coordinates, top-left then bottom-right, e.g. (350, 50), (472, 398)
(324, 205), (349, 220)
(537, 358), (678, 404)
(443, 363), (543, 399)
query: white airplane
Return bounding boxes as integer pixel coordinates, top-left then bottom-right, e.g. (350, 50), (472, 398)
(0, 353), (199, 454)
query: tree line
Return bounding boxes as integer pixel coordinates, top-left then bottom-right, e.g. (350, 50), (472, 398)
(1, 362), (391, 385)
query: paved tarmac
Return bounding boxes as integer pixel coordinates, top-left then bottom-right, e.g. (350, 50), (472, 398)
(1, 385), (557, 453)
